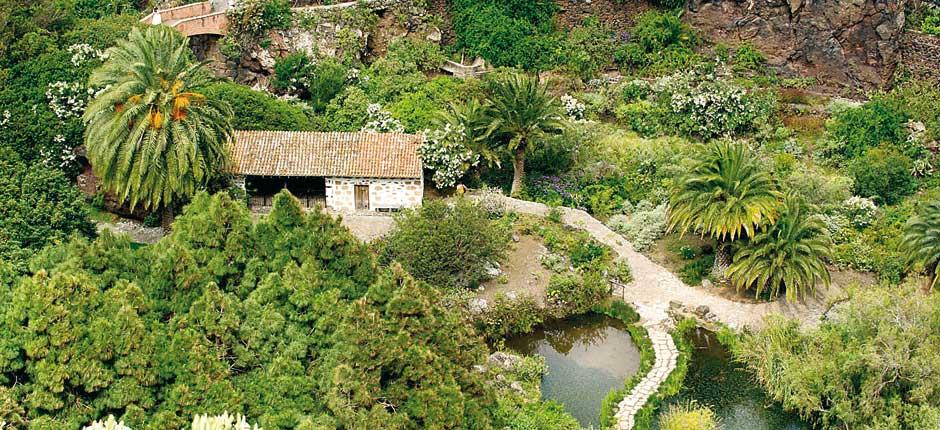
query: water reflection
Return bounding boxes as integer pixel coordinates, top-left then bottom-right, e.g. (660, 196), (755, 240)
(652, 329), (811, 430)
(505, 313), (641, 428)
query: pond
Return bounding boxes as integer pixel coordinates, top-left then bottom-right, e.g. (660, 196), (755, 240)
(505, 313), (641, 428)
(651, 328), (812, 430)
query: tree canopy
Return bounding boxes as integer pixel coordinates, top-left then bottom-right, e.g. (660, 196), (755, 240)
(0, 192), (516, 430)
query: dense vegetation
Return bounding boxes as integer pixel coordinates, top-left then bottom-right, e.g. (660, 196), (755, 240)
(0, 192), (572, 430)
(734, 285), (940, 429)
(4, 0), (940, 429)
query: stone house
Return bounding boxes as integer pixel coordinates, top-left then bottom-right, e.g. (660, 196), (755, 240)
(230, 130), (424, 212)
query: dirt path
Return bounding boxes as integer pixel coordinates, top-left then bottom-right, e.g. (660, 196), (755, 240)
(477, 235), (552, 306)
(482, 195), (833, 329)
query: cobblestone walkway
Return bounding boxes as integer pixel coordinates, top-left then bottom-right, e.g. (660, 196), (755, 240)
(482, 195), (830, 429)
(613, 326), (678, 430)
(487, 195), (829, 329)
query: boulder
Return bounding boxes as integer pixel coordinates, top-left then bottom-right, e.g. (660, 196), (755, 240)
(488, 351), (522, 371)
(685, 0), (908, 91)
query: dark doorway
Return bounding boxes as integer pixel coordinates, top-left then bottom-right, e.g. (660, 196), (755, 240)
(246, 176), (326, 210)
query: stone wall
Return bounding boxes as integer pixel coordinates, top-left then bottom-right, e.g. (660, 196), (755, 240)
(555, 0), (652, 31)
(326, 177), (423, 212)
(685, 0), (908, 91)
(900, 31), (940, 82)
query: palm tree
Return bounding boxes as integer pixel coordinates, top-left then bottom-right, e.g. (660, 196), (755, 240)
(83, 25), (233, 226)
(669, 141), (781, 277)
(727, 194), (831, 302)
(901, 200), (940, 292)
(482, 73), (564, 197)
(436, 99), (498, 167)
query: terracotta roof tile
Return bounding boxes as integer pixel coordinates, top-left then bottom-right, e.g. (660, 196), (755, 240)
(229, 131), (423, 179)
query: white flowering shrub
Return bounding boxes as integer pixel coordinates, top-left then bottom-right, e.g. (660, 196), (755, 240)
(418, 124), (479, 188)
(560, 94), (586, 121)
(46, 81), (96, 119)
(475, 186), (508, 217)
(0, 110), (9, 128)
(84, 416), (132, 430)
(650, 70), (774, 139)
(841, 196), (878, 228)
(192, 413), (261, 430)
(67, 43), (107, 67)
(85, 413), (261, 430)
(820, 213), (850, 243)
(362, 103), (405, 133)
(607, 200), (668, 251)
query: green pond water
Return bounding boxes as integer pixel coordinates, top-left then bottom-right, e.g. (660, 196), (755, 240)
(651, 328), (812, 430)
(505, 313), (641, 428)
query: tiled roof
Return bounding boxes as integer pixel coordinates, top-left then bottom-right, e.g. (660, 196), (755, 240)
(229, 131), (423, 179)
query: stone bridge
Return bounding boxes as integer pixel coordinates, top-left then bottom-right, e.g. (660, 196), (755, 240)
(141, 2), (228, 37)
(141, 0), (405, 38)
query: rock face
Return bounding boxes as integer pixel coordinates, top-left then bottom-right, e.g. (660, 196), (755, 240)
(686, 0), (907, 90)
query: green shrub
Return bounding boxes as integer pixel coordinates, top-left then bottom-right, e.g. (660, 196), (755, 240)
(849, 147), (917, 205)
(386, 38), (446, 71)
(273, 54), (347, 112)
(614, 11), (698, 75)
(203, 82), (319, 130)
(381, 198), (511, 289)
(557, 16), (618, 80)
(474, 293), (545, 339)
(659, 402), (720, 430)
(679, 255), (715, 285)
(71, 0), (136, 19)
(732, 42), (766, 73)
(614, 100), (661, 137)
(0, 149), (95, 274)
(545, 271), (609, 316)
(734, 285), (940, 430)
(606, 200), (668, 251)
(569, 240), (607, 268)
(922, 5), (940, 35)
(825, 99), (910, 160)
(449, 0), (559, 71)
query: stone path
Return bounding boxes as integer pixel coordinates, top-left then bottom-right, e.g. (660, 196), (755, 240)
(613, 326), (678, 430)
(486, 195), (829, 330)
(479, 195), (832, 430)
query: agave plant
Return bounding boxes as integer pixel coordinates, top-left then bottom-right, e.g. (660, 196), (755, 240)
(727, 194), (831, 302)
(83, 25), (233, 223)
(901, 200), (940, 292)
(668, 140), (781, 277)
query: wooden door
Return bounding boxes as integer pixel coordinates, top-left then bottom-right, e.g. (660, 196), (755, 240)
(354, 185), (370, 210)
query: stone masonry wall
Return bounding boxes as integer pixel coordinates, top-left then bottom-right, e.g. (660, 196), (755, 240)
(326, 177), (423, 212)
(900, 31), (940, 83)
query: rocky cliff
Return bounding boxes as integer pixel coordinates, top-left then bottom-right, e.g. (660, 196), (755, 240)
(685, 0), (908, 91)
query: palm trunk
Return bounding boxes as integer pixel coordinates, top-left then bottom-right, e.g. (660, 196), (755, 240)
(924, 262), (938, 294)
(160, 203), (175, 232)
(510, 142), (527, 197)
(712, 241), (731, 283)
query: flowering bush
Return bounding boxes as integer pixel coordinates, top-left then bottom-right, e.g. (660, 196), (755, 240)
(607, 200), (669, 251)
(362, 103), (404, 132)
(418, 124), (480, 188)
(649, 69), (774, 139)
(46, 81), (96, 120)
(561, 94), (586, 121)
(0, 110), (9, 128)
(841, 196), (878, 228)
(67, 43), (107, 67)
(84, 414), (261, 430)
(528, 175), (579, 206)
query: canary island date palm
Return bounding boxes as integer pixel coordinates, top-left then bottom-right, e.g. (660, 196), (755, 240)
(668, 141), (781, 278)
(727, 194), (831, 302)
(83, 25), (233, 224)
(482, 73), (564, 197)
(901, 200), (940, 292)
